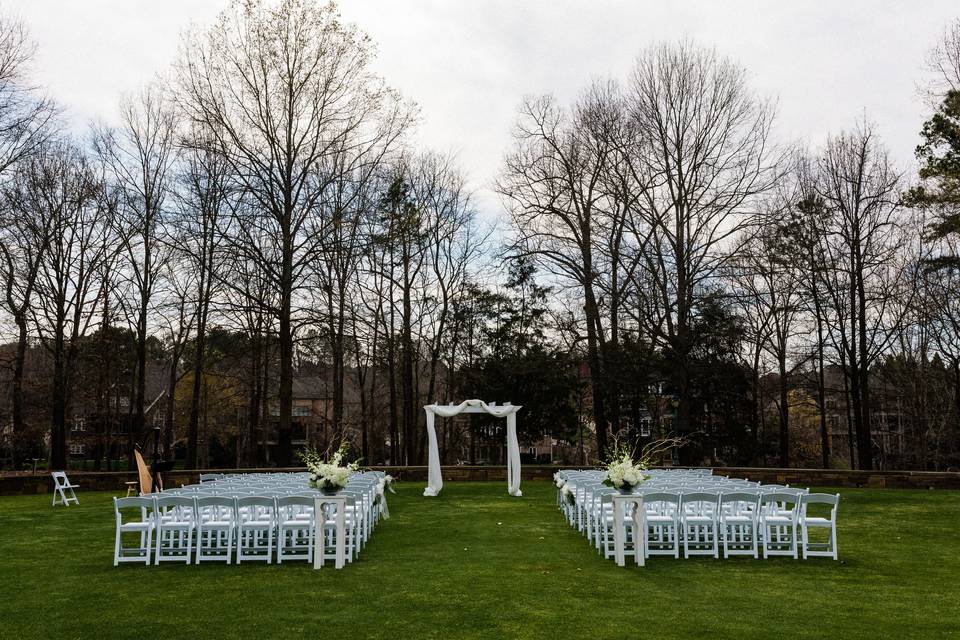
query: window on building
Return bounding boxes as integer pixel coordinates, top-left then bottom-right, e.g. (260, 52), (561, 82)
(293, 405), (311, 417)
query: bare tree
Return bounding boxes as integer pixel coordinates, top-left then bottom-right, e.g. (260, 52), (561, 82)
(0, 12), (57, 466)
(172, 137), (230, 468)
(0, 13), (56, 174)
(925, 18), (960, 97)
(817, 119), (905, 470)
(94, 83), (178, 464)
(623, 41), (779, 440)
(30, 141), (114, 469)
(0, 149), (54, 465)
(498, 81), (627, 459)
(175, 0), (411, 465)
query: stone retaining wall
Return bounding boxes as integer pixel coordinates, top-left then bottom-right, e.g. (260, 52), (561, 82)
(2, 465), (958, 496)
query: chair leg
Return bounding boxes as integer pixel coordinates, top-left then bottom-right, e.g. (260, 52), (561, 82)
(144, 527), (153, 566)
(114, 526), (121, 566)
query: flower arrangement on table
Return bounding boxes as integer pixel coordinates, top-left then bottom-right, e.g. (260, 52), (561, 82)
(603, 437), (685, 493)
(299, 443), (359, 494)
(605, 444), (649, 493)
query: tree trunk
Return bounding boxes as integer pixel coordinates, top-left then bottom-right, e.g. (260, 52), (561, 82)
(277, 217), (294, 466)
(855, 254), (874, 470)
(50, 326), (67, 470)
(10, 314), (28, 468)
(778, 348), (790, 467)
(583, 282), (608, 460)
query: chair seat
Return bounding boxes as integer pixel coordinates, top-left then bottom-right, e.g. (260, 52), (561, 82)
(646, 515), (676, 524)
(764, 516), (795, 525)
(802, 517), (832, 527)
(683, 515), (714, 524)
(722, 515), (754, 523)
(120, 522), (153, 532)
(281, 518), (313, 527)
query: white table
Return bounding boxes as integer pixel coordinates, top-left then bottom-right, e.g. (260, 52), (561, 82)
(313, 495), (347, 569)
(611, 493), (645, 567)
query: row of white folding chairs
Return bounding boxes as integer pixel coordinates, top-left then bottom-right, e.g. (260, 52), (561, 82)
(114, 485), (384, 567)
(177, 472), (389, 556)
(564, 480), (804, 538)
(563, 484), (838, 562)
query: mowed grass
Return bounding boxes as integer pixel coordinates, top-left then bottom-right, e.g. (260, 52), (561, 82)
(0, 481), (958, 640)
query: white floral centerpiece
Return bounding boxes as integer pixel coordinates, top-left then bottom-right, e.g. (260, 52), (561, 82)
(604, 444), (649, 493)
(300, 443), (359, 494)
(561, 484), (575, 506)
(603, 437), (685, 493)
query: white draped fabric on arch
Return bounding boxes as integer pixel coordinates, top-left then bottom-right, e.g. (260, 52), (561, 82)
(422, 399), (523, 497)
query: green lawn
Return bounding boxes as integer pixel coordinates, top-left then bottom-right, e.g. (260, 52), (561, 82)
(0, 481), (958, 639)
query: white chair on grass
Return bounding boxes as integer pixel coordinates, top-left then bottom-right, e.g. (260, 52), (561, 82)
(236, 496), (276, 563)
(760, 492), (800, 559)
(195, 496), (236, 564)
(51, 471), (79, 506)
(799, 493), (840, 560)
(642, 492), (681, 559)
(276, 496), (315, 563)
(113, 497), (155, 566)
(680, 492), (720, 559)
(154, 496), (196, 564)
(719, 492), (760, 558)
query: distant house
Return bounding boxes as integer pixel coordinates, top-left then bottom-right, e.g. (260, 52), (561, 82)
(262, 375), (363, 462)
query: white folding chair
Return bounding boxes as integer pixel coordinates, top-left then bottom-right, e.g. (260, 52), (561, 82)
(680, 492), (720, 559)
(642, 492), (681, 559)
(154, 495), (196, 564)
(720, 492), (760, 558)
(236, 496), (276, 563)
(276, 495), (315, 564)
(51, 471), (79, 506)
(113, 496), (155, 566)
(760, 492), (800, 559)
(195, 496), (236, 564)
(800, 493), (840, 560)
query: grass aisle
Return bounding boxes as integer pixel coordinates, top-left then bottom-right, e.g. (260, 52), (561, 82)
(0, 481), (958, 639)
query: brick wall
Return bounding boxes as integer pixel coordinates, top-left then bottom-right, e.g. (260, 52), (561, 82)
(2, 464), (958, 496)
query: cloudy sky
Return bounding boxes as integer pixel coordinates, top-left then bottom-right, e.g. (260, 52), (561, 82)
(13, 0), (960, 221)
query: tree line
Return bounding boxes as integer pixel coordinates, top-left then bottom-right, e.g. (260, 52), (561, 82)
(1, 1), (960, 472)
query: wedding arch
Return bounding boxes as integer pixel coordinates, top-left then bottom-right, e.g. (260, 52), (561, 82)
(423, 399), (523, 497)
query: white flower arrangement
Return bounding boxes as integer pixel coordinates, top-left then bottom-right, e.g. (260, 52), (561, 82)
(604, 444), (649, 492)
(561, 484), (575, 505)
(554, 473), (566, 489)
(300, 443), (359, 493)
(602, 437), (685, 492)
